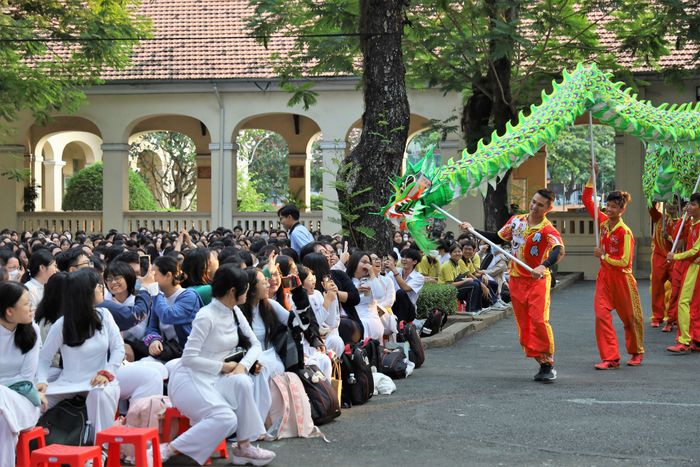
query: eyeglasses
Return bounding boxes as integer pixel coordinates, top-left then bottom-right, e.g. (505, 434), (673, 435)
(97, 283), (105, 293)
(105, 275), (124, 284)
(74, 260), (93, 269)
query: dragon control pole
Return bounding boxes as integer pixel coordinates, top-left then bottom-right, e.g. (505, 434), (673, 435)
(589, 111), (600, 247)
(431, 204), (535, 274)
(670, 171), (700, 255)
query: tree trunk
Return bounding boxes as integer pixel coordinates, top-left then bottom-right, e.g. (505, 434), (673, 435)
(481, 0), (518, 232)
(336, 0), (410, 255)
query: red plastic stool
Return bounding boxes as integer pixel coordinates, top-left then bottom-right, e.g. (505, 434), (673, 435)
(161, 407), (228, 464)
(95, 426), (161, 467)
(30, 444), (102, 467)
(16, 426), (47, 467)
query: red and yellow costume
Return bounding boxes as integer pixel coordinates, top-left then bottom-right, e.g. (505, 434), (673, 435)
(670, 218), (700, 345)
(498, 214), (563, 364)
(649, 205), (677, 324)
(666, 219), (690, 326)
(583, 185), (644, 362)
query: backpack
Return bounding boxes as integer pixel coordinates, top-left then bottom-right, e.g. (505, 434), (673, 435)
(397, 321), (425, 368)
(115, 396), (171, 463)
(37, 395), (90, 446)
(380, 347), (409, 379)
(268, 372), (327, 439)
(340, 343), (374, 407)
(420, 309), (448, 338)
(360, 338), (383, 373)
(296, 366), (341, 426)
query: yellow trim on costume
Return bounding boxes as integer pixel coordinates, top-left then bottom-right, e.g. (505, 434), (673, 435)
(674, 221), (700, 261)
(677, 264), (699, 345)
(604, 227), (633, 268)
(625, 274), (645, 353)
(543, 275), (555, 356)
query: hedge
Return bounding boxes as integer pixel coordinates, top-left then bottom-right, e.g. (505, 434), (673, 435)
(416, 282), (458, 319)
(62, 162), (158, 211)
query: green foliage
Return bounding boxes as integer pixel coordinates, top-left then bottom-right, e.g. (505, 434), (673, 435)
(237, 170), (275, 212)
(416, 283), (458, 319)
(237, 130), (289, 204)
(310, 194), (324, 210)
(62, 162), (157, 211)
(0, 0), (150, 124)
(548, 125), (616, 202)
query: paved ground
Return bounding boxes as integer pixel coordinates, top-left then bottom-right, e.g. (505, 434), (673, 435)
(172, 280), (700, 467)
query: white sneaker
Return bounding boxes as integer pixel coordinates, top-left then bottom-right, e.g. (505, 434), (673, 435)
(231, 443), (276, 466)
(160, 442), (176, 463)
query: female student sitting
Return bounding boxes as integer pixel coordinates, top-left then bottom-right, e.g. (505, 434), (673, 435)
(0, 282), (44, 467)
(371, 253), (398, 343)
(164, 265), (275, 466)
(181, 248), (219, 305)
(23, 248), (57, 311)
(298, 264), (344, 357)
(142, 256), (203, 364)
(347, 251), (387, 341)
(37, 268), (124, 440)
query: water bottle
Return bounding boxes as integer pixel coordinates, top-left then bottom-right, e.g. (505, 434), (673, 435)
(348, 372), (356, 384)
(82, 421), (92, 446)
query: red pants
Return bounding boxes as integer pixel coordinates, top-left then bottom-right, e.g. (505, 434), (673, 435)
(510, 275), (554, 363)
(650, 253), (672, 323)
(667, 261), (689, 324)
(594, 268), (644, 361)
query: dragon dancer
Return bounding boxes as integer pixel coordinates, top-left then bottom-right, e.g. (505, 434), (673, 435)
(648, 200), (680, 327)
(665, 193), (700, 354)
(583, 164), (644, 369)
(460, 188), (564, 384)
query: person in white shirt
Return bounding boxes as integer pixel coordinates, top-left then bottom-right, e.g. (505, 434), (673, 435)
(347, 251), (387, 341)
(299, 264), (344, 358)
(164, 265), (275, 466)
(23, 249), (57, 312)
(371, 254), (397, 343)
(37, 268), (124, 442)
(385, 249), (425, 322)
(0, 282), (44, 467)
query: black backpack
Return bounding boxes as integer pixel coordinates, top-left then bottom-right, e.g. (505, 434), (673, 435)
(340, 343), (374, 407)
(420, 309), (448, 338)
(380, 347), (408, 379)
(360, 338), (383, 373)
(397, 321), (425, 368)
(37, 395), (90, 446)
(296, 365), (341, 426)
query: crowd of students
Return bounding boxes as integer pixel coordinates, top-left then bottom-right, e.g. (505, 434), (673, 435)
(0, 203), (511, 466)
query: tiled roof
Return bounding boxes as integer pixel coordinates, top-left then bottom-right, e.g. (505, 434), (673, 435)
(104, 1), (698, 82)
(102, 0), (302, 81)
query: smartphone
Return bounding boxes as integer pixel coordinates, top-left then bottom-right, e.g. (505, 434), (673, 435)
(282, 275), (301, 289)
(322, 274), (333, 290)
(138, 255), (151, 277)
(224, 350), (246, 363)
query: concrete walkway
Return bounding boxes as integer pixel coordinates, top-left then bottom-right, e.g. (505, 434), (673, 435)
(174, 279), (700, 466)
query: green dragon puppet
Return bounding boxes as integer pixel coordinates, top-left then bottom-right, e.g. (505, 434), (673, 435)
(382, 63), (700, 252)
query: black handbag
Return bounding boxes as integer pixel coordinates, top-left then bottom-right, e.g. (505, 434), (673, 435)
(37, 395), (90, 446)
(272, 324), (304, 372)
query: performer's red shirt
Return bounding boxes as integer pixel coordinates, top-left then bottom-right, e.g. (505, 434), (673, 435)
(497, 213), (563, 278)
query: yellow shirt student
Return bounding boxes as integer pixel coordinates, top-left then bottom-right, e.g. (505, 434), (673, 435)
(416, 256), (441, 282)
(438, 259), (468, 284)
(463, 254), (481, 275)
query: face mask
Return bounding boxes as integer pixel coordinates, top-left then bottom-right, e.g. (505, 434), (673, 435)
(135, 279), (142, 290)
(9, 270), (21, 281)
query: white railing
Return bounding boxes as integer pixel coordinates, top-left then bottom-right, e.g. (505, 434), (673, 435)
(233, 211), (322, 233)
(17, 211), (103, 234)
(124, 212), (212, 233)
(17, 210), (324, 235)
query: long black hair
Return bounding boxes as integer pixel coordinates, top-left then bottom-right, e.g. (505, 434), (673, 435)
(301, 252), (331, 292)
(346, 250), (370, 279)
(239, 267), (279, 347)
(181, 248), (212, 287)
(211, 264), (251, 349)
(35, 271), (69, 326)
(153, 256), (184, 286)
(62, 268), (103, 347)
(0, 281), (37, 354)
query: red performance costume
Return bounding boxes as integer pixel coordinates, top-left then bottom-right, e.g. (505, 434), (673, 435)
(497, 214), (563, 365)
(668, 218), (700, 350)
(583, 185), (644, 366)
(648, 204), (677, 326)
(665, 219), (690, 330)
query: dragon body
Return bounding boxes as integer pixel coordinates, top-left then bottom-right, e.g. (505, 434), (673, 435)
(382, 63), (700, 252)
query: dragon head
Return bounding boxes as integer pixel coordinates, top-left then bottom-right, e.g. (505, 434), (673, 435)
(381, 146), (447, 251)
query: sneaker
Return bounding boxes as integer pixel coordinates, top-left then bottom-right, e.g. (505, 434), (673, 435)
(491, 299), (509, 310)
(160, 443), (175, 463)
(533, 363), (556, 383)
(626, 354), (643, 366)
(650, 321), (661, 328)
(662, 321), (675, 332)
(667, 343), (691, 354)
(231, 443), (276, 466)
(594, 360), (620, 370)
(690, 341), (700, 352)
